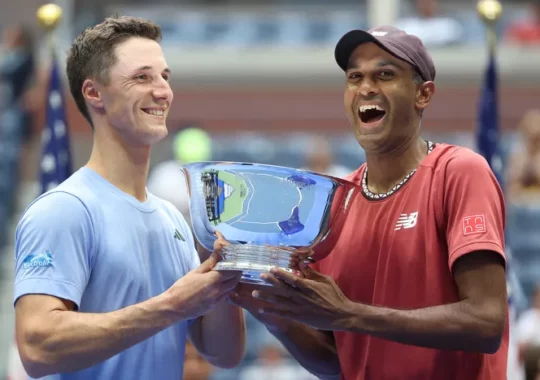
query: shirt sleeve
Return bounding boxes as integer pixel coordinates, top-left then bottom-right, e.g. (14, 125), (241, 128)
(444, 150), (506, 271)
(14, 191), (95, 309)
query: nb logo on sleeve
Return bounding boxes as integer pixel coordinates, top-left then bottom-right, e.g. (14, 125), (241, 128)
(395, 212), (418, 231)
(462, 215), (486, 236)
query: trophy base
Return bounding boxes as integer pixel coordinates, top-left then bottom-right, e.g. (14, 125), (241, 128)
(215, 244), (299, 286)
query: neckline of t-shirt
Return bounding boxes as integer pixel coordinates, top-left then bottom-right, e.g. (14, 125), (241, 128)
(80, 167), (157, 212)
(360, 142), (441, 202)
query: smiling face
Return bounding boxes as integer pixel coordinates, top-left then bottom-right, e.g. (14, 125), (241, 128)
(85, 37), (173, 146)
(343, 42), (434, 152)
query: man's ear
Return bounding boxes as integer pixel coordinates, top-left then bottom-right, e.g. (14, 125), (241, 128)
(82, 79), (104, 110)
(416, 81), (435, 112)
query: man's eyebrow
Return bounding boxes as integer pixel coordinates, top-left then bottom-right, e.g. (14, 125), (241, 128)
(375, 60), (404, 70)
(133, 65), (171, 74)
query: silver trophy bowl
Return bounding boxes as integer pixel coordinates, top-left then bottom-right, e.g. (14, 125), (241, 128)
(182, 162), (359, 285)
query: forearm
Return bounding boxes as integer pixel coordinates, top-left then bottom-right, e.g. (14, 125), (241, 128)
(268, 322), (341, 380)
(344, 300), (504, 353)
(18, 293), (178, 377)
(190, 299), (245, 368)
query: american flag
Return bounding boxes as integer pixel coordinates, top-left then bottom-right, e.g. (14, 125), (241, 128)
(39, 53), (72, 194)
(476, 52), (503, 186)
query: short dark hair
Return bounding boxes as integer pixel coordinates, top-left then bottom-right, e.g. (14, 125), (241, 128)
(66, 15), (162, 128)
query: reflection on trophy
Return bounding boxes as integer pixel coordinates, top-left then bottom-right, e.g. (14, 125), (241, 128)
(183, 162), (360, 285)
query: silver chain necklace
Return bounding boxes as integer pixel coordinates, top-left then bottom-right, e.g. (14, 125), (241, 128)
(362, 141), (435, 200)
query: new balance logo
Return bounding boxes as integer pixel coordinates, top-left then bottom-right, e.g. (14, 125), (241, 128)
(174, 229), (185, 242)
(395, 212), (418, 231)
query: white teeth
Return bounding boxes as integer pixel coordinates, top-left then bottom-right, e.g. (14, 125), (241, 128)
(145, 109), (164, 116)
(359, 105), (384, 113)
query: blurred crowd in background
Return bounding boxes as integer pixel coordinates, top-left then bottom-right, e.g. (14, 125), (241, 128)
(1, 0), (540, 379)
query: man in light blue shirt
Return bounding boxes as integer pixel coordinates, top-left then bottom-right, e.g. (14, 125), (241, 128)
(13, 15), (245, 379)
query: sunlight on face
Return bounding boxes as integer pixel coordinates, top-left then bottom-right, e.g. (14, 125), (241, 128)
(100, 37), (173, 146)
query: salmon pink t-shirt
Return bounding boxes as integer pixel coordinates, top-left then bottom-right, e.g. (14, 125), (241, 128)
(314, 143), (508, 380)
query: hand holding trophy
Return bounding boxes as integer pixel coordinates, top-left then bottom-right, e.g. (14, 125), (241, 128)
(183, 162), (360, 285)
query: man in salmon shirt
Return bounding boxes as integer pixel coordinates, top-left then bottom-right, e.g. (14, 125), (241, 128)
(230, 25), (508, 380)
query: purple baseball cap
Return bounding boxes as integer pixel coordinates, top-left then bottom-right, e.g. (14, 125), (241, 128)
(334, 25), (436, 82)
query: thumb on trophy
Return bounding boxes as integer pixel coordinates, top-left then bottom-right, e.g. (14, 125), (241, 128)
(213, 230), (230, 251)
(196, 251), (221, 273)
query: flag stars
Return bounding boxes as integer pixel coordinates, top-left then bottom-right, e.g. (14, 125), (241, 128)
(40, 60), (72, 195)
(41, 154), (56, 173)
(46, 182), (59, 191)
(54, 120), (66, 138)
(49, 91), (62, 110)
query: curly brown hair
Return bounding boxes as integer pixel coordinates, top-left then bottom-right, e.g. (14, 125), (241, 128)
(66, 15), (162, 127)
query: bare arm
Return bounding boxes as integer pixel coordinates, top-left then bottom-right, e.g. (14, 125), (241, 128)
(16, 253), (241, 378)
(188, 298), (246, 368)
(339, 251), (507, 353)
(256, 251), (506, 355)
(16, 293), (179, 378)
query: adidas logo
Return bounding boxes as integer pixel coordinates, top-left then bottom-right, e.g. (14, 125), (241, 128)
(174, 229), (185, 242)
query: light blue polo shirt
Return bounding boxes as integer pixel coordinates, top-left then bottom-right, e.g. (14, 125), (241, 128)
(14, 167), (200, 380)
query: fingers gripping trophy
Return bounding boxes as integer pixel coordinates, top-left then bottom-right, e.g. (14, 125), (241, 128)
(183, 162), (360, 285)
